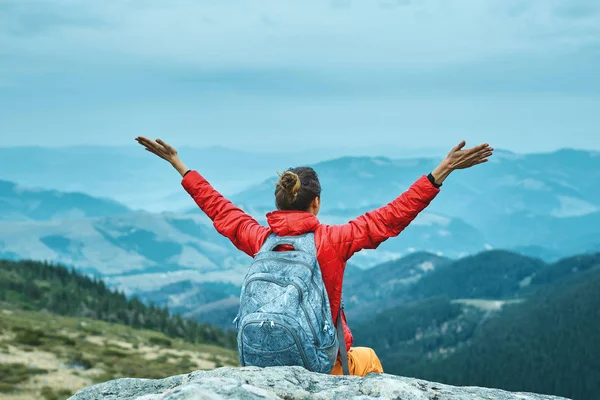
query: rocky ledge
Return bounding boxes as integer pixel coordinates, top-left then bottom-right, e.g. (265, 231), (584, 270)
(68, 366), (570, 400)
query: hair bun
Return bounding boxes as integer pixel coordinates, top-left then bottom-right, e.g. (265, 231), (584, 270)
(277, 170), (301, 201)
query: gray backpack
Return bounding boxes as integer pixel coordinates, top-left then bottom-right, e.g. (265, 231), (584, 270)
(233, 233), (349, 375)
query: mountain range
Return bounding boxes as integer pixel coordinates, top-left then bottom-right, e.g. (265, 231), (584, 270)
(1, 145), (599, 399)
(0, 146), (600, 333)
(0, 210), (250, 293)
(0, 145), (445, 213)
(0, 179), (131, 221)
(229, 148), (600, 261)
(2, 248), (598, 399)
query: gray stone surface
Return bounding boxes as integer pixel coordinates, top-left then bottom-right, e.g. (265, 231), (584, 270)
(68, 366), (571, 400)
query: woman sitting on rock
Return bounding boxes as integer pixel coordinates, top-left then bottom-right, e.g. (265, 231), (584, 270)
(135, 136), (493, 377)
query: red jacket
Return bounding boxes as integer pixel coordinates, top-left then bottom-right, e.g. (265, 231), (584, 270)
(182, 170), (440, 351)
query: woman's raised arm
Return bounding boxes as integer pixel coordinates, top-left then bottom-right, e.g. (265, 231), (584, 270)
(135, 137), (270, 257)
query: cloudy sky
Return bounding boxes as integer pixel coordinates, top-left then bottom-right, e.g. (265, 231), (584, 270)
(1, 0), (599, 152)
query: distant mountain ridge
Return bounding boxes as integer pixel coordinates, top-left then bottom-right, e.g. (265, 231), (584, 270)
(230, 148), (600, 260)
(0, 145), (446, 212)
(3, 147), (599, 262)
(0, 208), (248, 292)
(0, 179), (131, 221)
(0, 148), (599, 335)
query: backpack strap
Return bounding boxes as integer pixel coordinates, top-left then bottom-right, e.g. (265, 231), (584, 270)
(336, 300), (350, 376)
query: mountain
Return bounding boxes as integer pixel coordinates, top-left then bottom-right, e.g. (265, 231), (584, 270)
(0, 179), (131, 221)
(344, 250), (546, 322)
(351, 252), (600, 400)
(0, 178), (248, 284)
(139, 249), (549, 330)
(342, 252), (452, 320)
(4, 147), (600, 267)
(528, 252), (600, 288)
(2, 148), (600, 333)
(136, 280), (240, 321)
(230, 149), (600, 260)
(407, 268), (600, 400)
(404, 250), (546, 300)
(0, 189), (255, 328)
(483, 211), (600, 257)
(182, 297), (241, 330)
(0, 211), (250, 296)
(0, 145), (444, 212)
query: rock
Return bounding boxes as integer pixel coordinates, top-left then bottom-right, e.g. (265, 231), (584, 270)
(68, 366), (570, 400)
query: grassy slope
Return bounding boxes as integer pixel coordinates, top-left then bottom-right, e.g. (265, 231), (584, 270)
(0, 309), (238, 400)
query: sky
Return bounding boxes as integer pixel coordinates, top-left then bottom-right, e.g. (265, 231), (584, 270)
(1, 0), (599, 153)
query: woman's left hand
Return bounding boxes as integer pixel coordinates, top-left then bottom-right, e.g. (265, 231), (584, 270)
(135, 136), (180, 163)
(135, 136), (189, 176)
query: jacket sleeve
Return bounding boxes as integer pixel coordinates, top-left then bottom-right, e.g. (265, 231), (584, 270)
(328, 175), (440, 261)
(182, 170), (270, 257)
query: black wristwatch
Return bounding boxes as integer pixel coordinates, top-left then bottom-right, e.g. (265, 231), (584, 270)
(427, 173), (442, 188)
(183, 170), (192, 177)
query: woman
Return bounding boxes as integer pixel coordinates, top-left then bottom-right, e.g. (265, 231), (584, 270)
(135, 136), (493, 377)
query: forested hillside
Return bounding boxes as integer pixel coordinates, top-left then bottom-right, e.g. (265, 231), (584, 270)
(352, 252), (600, 400)
(0, 259), (236, 349)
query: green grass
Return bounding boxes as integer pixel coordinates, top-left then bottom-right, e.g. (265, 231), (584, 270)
(0, 362), (48, 393)
(0, 259), (237, 350)
(0, 308), (239, 397)
(40, 386), (74, 400)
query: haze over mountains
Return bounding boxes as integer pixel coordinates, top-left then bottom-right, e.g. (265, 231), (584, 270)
(1, 145), (599, 323)
(0, 179), (131, 221)
(1, 145), (600, 399)
(0, 145), (445, 212)
(230, 147), (600, 261)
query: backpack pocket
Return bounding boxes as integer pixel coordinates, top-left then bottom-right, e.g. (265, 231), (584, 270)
(319, 336), (339, 370)
(239, 319), (309, 370)
(240, 274), (319, 344)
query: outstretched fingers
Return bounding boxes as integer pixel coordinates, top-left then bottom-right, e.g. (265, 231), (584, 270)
(465, 143), (490, 155)
(135, 136), (170, 160)
(471, 148), (493, 164)
(136, 136), (157, 149)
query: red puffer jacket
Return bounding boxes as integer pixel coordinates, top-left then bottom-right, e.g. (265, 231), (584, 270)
(182, 170), (440, 351)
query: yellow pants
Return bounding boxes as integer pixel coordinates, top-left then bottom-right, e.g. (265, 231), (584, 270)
(329, 347), (384, 377)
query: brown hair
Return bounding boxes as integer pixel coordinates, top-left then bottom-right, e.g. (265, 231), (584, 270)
(274, 167), (321, 211)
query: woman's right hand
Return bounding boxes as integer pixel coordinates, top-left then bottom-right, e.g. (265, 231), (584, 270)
(430, 141), (494, 185)
(135, 136), (189, 176)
